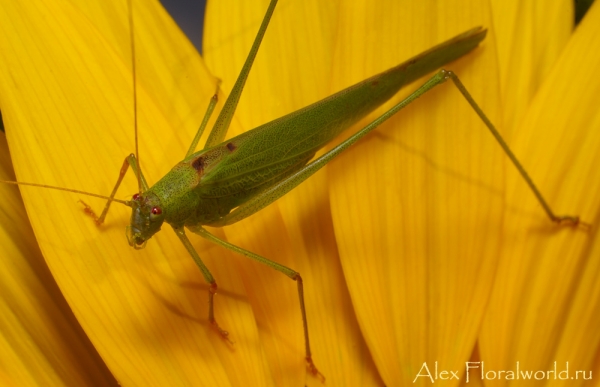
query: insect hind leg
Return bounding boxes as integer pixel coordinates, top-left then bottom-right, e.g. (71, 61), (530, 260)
(444, 70), (585, 228)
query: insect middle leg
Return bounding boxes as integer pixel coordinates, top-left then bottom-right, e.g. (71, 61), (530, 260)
(184, 224), (324, 381)
(172, 225), (231, 342)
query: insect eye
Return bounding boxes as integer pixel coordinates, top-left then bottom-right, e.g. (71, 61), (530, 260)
(132, 193), (141, 201)
(151, 207), (162, 215)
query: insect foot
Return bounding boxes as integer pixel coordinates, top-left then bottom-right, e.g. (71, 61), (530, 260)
(79, 200), (102, 226)
(306, 356), (325, 383)
(208, 283), (233, 345)
(553, 215), (592, 231)
(211, 320), (233, 346)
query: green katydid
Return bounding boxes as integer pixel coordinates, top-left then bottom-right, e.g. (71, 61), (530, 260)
(0, 0), (584, 381)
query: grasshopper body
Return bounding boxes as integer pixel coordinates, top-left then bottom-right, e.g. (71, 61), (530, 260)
(130, 26), (486, 246)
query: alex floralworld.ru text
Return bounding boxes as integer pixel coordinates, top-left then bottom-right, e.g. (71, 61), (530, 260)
(413, 361), (592, 383)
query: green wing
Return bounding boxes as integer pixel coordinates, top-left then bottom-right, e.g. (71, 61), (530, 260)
(195, 27), (487, 201)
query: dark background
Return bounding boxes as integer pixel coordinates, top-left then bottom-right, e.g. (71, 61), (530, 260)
(160, 0), (206, 53)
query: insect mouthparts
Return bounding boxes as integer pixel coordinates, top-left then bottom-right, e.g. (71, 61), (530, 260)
(125, 225), (147, 249)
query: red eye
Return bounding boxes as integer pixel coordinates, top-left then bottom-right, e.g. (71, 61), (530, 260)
(151, 207), (162, 215)
(133, 193), (141, 201)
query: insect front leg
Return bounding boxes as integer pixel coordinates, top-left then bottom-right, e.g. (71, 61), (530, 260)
(81, 153), (147, 225)
(187, 224), (324, 382)
(172, 226), (231, 342)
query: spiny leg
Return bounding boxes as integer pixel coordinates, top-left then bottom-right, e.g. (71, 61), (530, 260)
(172, 226), (231, 342)
(81, 153), (148, 225)
(211, 69), (582, 228)
(188, 225), (324, 382)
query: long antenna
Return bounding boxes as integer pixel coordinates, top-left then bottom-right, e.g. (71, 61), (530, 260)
(127, 0), (142, 194)
(0, 180), (130, 205)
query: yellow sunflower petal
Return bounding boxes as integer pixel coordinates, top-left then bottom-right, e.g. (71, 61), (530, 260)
(1, 1), (269, 385)
(0, 137), (116, 385)
(328, 0), (505, 384)
(479, 1), (600, 382)
(489, 0), (573, 137)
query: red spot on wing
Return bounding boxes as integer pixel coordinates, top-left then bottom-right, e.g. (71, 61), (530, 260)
(192, 157), (205, 172)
